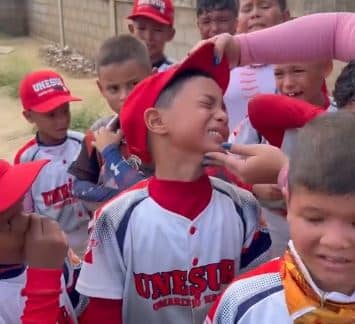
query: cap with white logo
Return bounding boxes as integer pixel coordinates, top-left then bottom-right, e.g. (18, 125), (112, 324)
(19, 70), (81, 113)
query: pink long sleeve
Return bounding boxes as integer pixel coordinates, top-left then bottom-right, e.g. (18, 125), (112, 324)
(237, 12), (355, 65)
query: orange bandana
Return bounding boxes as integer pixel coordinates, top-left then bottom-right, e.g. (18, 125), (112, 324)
(281, 250), (355, 323)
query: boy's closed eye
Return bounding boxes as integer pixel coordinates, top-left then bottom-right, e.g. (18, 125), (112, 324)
(107, 85), (119, 93)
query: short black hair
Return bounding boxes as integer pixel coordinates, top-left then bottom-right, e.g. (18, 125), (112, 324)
(196, 0), (237, 16)
(333, 61), (355, 109)
(155, 70), (213, 108)
(96, 34), (151, 73)
(236, 0), (288, 12)
(289, 112), (355, 195)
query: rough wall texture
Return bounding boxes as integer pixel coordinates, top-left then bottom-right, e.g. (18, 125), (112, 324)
(2, 0), (354, 59)
(27, 0), (60, 42)
(0, 0), (27, 35)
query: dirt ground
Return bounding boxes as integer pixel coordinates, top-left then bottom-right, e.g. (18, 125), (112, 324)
(0, 36), (109, 162)
(0, 36), (347, 162)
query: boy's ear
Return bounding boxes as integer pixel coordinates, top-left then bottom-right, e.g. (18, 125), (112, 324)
(144, 108), (168, 135)
(128, 23), (134, 34)
(22, 110), (34, 123)
(96, 79), (103, 94)
(167, 27), (175, 42)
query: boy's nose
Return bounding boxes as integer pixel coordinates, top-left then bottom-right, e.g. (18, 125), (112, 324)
(250, 6), (262, 18)
(320, 224), (352, 250)
(215, 106), (228, 123)
(282, 76), (295, 90)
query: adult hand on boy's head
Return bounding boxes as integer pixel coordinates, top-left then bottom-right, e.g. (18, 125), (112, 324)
(92, 127), (123, 153)
(204, 143), (288, 184)
(189, 33), (241, 69)
(24, 214), (68, 269)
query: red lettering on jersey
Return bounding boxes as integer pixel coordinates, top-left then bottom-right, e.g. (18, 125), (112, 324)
(205, 263), (220, 291)
(188, 266), (207, 298)
(171, 270), (188, 296)
(134, 259), (235, 305)
(134, 273), (151, 299)
(41, 181), (74, 207)
(151, 272), (171, 300)
(219, 259), (235, 284)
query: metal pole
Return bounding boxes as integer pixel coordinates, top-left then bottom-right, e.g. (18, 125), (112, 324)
(58, 0), (65, 47)
(109, 0), (117, 36)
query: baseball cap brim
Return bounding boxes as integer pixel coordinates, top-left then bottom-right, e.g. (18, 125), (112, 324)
(0, 160), (49, 212)
(127, 12), (172, 25)
(29, 95), (82, 113)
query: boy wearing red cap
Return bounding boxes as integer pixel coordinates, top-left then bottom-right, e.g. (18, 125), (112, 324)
(14, 70), (90, 257)
(0, 159), (75, 323)
(128, 0), (175, 71)
(75, 44), (271, 324)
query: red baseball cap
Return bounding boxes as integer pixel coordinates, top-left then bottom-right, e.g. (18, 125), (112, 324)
(120, 42), (230, 163)
(0, 159), (49, 213)
(19, 70), (81, 113)
(127, 0), (174, 26)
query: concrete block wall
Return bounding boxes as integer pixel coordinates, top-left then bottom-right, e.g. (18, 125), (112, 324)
(27, 0), (60, 43)
(23, 0), (355, 61)
(27, 0), (112, 59)
(61, 0), (112, 59)
(0, 0), (27, 35)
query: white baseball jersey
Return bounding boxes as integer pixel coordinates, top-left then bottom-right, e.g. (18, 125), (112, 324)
(206, 241), (355, 324)
(15, 131), (90, 256)
(224, 65), (276, 132)
(0, 265), (77, 324)
(76, 175), (271, 324)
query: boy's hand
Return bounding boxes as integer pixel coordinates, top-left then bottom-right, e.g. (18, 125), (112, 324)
(204, 143), (288, 184)
(189, 33), (241, 69)
(92, 127), (123, 153)
(24, 214), (68, 269)
(0, 212), (30, 264)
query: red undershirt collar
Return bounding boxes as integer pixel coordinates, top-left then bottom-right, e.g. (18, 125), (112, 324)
(148, 174), (212, 221)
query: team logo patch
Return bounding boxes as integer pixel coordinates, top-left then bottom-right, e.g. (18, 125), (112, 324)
(138, 0), (166, 13)
(134, 259), (235, 311)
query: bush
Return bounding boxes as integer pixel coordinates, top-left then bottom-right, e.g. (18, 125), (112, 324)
(71, 96), (107, 132)
(0, 54), (32, 98)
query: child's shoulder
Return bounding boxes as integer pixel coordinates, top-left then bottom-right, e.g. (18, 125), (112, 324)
(94, 178), (150, 227)
(210, 259), (284, 323)
(14, 137), (38, 164)
(67, 130), (84, 142)
(210, 176), (258, 208)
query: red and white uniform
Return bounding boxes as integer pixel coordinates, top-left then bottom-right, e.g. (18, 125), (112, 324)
(0, 265), (77, 324)
(205, 241), (355, 323)
(224, 65), (276, 132)
(76, 175), (271, 324)
(15, 131), (90, 256)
